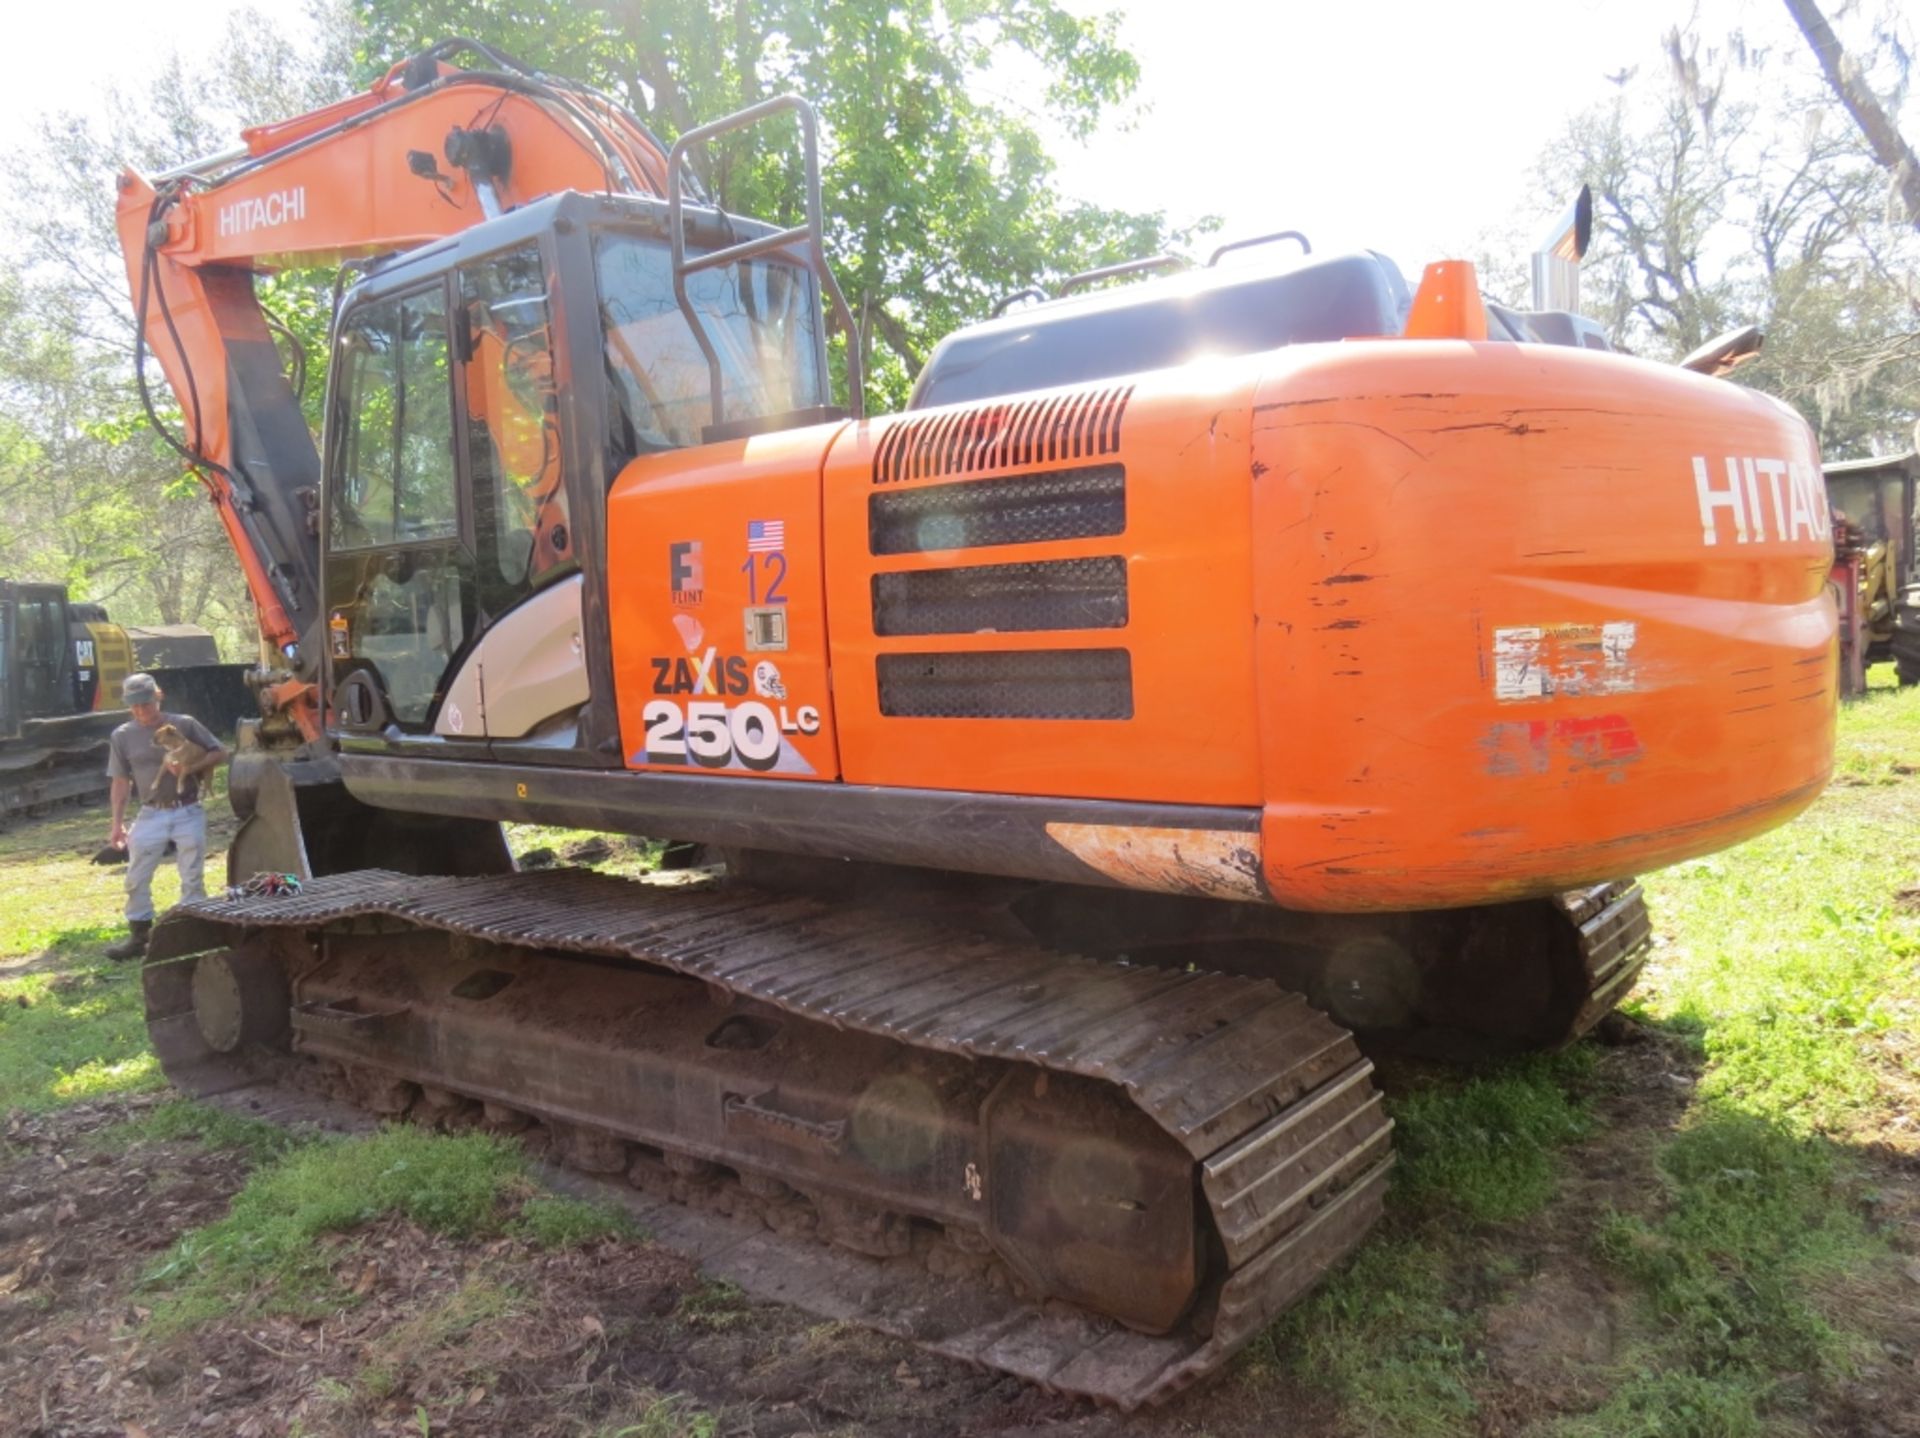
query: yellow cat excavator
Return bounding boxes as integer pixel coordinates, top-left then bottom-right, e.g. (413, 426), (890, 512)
(119, 41), (1834, 1404)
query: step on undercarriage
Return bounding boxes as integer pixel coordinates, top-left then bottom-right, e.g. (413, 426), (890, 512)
(145, 865), (1648, 1405)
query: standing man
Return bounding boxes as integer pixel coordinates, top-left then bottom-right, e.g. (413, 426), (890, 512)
(103, 673), (228, 961)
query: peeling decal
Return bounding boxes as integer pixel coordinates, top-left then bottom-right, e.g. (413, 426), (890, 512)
(671, 613), (704, 651)
(752, 660), (787, 700)
(1045, 824), (1265, 902)
(1493, 621), (1637, 702)
(1481, 714), (1643, 780)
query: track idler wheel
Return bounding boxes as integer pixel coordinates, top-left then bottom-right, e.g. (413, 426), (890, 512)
(143, 934), (299, 1096)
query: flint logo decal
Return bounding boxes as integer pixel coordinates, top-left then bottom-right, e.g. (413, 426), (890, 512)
(670, 540), (705, 605)
(1493, 622), (1637, 702)
(1692, 456), (1831, 547)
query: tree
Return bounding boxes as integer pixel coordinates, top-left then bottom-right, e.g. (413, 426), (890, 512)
(354, 0), (1202, 409)
(1533, 21), (1919, 459)
(0, 5), (355, 650)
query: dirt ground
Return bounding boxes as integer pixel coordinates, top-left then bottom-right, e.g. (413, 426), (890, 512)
(5, 1036), (1916, 1438)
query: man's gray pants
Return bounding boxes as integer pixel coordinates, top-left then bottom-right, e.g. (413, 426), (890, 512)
(124, 803), (208, 923)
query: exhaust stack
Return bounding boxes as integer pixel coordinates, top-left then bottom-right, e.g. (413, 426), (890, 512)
(1531, 184), (1592, 313)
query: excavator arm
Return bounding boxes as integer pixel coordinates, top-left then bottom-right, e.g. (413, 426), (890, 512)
(115, 39), (671, 740)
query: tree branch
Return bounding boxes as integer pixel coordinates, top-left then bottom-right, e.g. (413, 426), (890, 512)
(1782, 0), (1920, 230)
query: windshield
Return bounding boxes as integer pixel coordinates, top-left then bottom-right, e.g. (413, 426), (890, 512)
(595, 229), (824, 456)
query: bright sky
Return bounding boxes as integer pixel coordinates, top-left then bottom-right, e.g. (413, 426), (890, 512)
(0, 0), (1905, 275)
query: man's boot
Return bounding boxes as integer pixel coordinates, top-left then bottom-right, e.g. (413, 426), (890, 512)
(105, 919), (153, 962)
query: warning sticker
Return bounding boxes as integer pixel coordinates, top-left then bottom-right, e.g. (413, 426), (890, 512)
(1493, 621), (1637, 702)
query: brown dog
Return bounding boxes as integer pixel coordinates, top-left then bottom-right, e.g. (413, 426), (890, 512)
(146, 723), (208, 804)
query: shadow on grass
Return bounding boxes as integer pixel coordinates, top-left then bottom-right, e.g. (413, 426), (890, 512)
(0, 922), (161, 1111)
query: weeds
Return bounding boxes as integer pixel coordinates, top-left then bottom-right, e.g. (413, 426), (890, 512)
(140, 1128), (533, 1332)
(90, 1098), (299, 1164)
(357, 1275), (517, 1400)
(513, 1192), (642, 1248)
(594, 1393), (720, 1438)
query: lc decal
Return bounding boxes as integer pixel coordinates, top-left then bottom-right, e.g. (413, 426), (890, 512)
(639, 698), (822, 774)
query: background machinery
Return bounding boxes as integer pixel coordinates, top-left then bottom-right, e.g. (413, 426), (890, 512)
(1824, 445), (1919, 691)
(118, 41), (1836, 1404)
(0, 579), (249, 820)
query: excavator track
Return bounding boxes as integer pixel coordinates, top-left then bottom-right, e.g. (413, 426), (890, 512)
(147, 867), (1395, 1408)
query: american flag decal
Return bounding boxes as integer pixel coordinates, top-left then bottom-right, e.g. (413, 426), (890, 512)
(747, 519), (786, 553)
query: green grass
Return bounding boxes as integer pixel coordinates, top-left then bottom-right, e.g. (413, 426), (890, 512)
(676, 1278), (752, 1331)
(1242, 1052), (1597, 1433)
(504, 823), (666, 879)
(592, 1395), (720, 1438)
(137, 1126), (638, 1334)
(89, 1097), (300, 1164)
(1251, 1235), (1478, 1438)
(0, 933), (164, 1110)
(1391, 1050), (1596, 1223)
(1251, 668), (1920, 1437)
(513, 1191), (643, 1248)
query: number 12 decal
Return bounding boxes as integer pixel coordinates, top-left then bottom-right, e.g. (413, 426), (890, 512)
(740, 552), (787, 605)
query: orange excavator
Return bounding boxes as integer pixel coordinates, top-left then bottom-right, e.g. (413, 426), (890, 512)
(119, 40), (1835, 1405)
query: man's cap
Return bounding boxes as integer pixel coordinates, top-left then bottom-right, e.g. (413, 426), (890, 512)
(121, 673), (160, 705)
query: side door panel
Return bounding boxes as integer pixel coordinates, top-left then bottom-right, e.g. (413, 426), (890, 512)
(323, 281), (487, 754)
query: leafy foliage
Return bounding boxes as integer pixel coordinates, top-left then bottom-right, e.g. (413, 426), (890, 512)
(353, 0), (1203, 410)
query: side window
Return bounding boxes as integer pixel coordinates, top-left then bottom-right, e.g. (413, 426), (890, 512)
(330, 287), (458, 550)
(460, 246), (570, 604)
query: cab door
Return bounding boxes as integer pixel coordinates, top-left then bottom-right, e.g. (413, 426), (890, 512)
(322, 279), (484, 753)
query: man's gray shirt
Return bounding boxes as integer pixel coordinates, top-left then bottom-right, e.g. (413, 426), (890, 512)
(107, 713), (220, 806)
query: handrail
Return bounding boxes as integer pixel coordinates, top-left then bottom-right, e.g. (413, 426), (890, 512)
(666, 94), (864, 425)
(989, 286), (1048, 319)
(1207, 230), (1311, 266)
(1055, 254), (1188, 297)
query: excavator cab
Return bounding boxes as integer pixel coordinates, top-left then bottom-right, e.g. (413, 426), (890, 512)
(320, 188), (838, 764)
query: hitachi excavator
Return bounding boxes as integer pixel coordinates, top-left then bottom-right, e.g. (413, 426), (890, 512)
(118, 39), (1835, 1405)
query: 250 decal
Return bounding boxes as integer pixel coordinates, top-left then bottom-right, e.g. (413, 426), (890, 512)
(642, 698), (820, 770)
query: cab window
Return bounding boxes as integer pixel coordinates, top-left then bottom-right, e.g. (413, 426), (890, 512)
(460, 244), (571, 607)
(330, 287), (458, 550)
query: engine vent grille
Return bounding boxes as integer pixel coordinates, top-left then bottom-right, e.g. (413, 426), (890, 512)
(868, 465), (1125, 556)
(872, 557), (1129, 637)
(876, 648), (1133, 720)
(872, 385), (1134, 485)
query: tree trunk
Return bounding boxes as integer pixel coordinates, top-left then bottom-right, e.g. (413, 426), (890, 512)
(1782, 0), (1920, 230)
